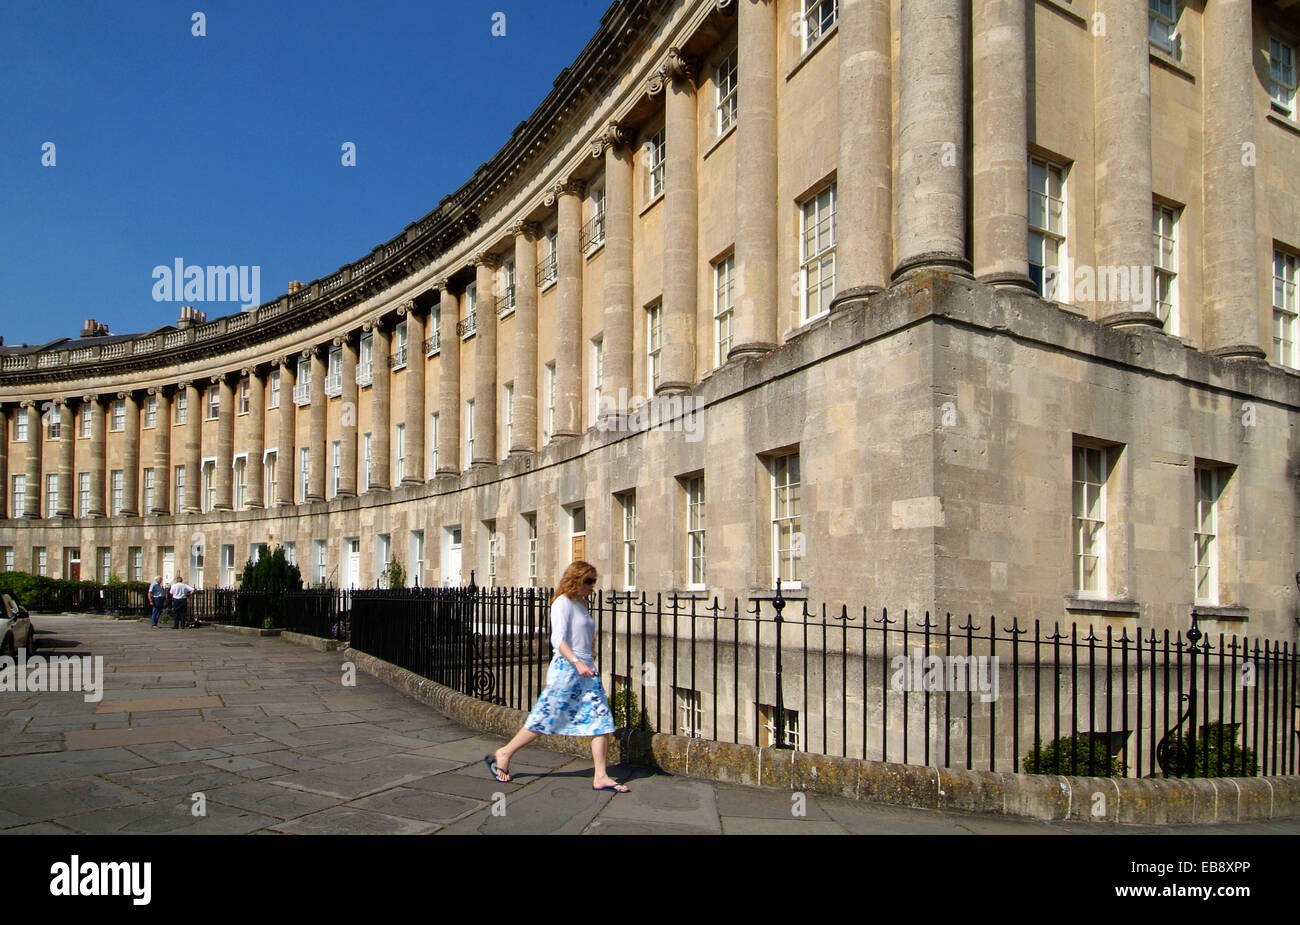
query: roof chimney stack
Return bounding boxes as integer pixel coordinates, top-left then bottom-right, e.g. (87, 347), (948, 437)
(176, 305), (207, 330)
(80, 319), (109, 338)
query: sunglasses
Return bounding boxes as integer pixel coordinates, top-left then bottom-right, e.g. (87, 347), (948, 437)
(583, 577), (597, 585)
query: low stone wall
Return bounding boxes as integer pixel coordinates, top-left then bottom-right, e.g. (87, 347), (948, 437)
(206, 623), (282, 638)
(335, 643), (1300, 824)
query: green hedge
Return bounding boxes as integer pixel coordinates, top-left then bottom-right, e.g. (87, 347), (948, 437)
(0, 571), (150, 613)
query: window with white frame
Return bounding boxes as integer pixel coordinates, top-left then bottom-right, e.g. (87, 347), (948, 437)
(1072, 444), (1110, 596)
(377, 533), (392, 587)
(233, 458), (246, 510)
(358, 332), (375, 384)
(394, 423), (406, 484)
(295, 357), (312, 405)
(175, 390), (188, 424)
(130, 546), (143, 583)
(13, 408), (27, 442)
(647, 302), (663, 393)
(1271, 38), (1297, 119)
(47, 404), (61, 440)
(715, 49), (737, 135)
(362, 433), (372, 492)
(264, 450), (277, 503)
(676, 687), (704, 738)
(201, 461), (215, 513)
(759, 703), (802, 750)
(205, 387), (219, 420)
(498, 261), (517, 316)
(330, 442), (340, 499)
(503, 384), (514, 454)
(1148, 0), (1178, 56)
(221, 544), (235, 587)
(237, 379), (250, 414)
(393, 320), (409, 368)
(714, 256), (735, 367)
(619, 490), (636, 590)
(143, 467), (155, 514)
(1194, 466), (1227, 606)
(78, 472), (90, 517)
(544, 363), (556, 442)
(11, 475), (25, 517)
(98, 547), (111, 584)
(144, 395), (157, 428)
(2, 548), (13, 572)
(111, 469), (124, 516)
(464, 400), (475, 469)
(79, 405), (92, 438)
(590, 338), (604, 426)
(429, 414), (439, 475)
(174, 465), (186, 511)
(484, 519), (499, 586)
(1153, 203), (1180, 335)
(112, 399), (126, 431)
(541, 226), (559, 288)
(685, 475), (705, 589)
(45, 474), (58, 518)
(326, 346), (342, 397)
(299, 448), (310, 503)
(462, 284), (479, 338)
(1274, 249), (1299, 369)
(33, 546), (48, 577)
(803, 0), (838, 49)
(409, 530), (425, 585)
(585, 187), (606, 253)
(647, 129), (666, 200)
(772, 452), (802, 587)
(1028, 157), (1067, 300)
(269, 370), (280, 408)
(283, 541), (296, 567)
(426, 310), (441, 355)
(800, 183), (837, 322)
(525, 513), (538, 587)
(314, 539), (328, 585)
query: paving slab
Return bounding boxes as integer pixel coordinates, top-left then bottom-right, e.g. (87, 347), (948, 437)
(269, 807), (441, 835)
(270, 753), (456, 800)
(65, 722), (233, 750)
(0, 777), (146, 827)
(206, 780), (343, 819)
(346, 786), (484, 824)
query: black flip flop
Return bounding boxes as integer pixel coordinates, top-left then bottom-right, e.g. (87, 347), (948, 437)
(483, 754), (511, 783)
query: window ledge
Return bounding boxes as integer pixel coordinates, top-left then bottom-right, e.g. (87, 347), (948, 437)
(703, 122), (738, 161)
(786, 22), (838, 84)
(1267, 111), (1300, 138)
(585, 241), (605, 261)
(1036, 0), (1087, 28)
(1191, 604), (1249, 621)
(1064, 595), (1140, 616)
(1150, 47), (1195, 82)
(749, 586), (807, 602)
(540, 278), (558, 294)
(639, 191), (665, 218)
(498, 307), (516, 321)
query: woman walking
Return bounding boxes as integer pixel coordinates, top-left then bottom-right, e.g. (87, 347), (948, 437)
(486, 561), (629, 792)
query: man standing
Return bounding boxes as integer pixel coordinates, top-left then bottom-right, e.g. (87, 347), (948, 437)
(148, 576), (166, 627)
(170, 575), (195, 630)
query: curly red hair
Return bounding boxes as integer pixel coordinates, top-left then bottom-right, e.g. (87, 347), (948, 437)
(552, 560), (597, 603)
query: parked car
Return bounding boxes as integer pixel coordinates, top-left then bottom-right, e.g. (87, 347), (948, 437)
(0, 592), (37, 657)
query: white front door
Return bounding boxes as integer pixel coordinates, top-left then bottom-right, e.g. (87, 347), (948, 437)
(161, 548), (175, 584)
(442, 526), (462, 586)
(344, 538), (360, 589)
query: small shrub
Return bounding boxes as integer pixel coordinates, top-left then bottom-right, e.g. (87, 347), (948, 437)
(1024, 733), (1126, 777)
(383, 557), (406, 590)
(611, 689), (654, 732)
(1158, 721), (1258, 778)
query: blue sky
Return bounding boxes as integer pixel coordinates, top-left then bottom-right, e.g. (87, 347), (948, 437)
(0, 0), (608, 346)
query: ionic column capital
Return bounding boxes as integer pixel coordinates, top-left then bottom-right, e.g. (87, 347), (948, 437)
(647, 47), (696, 96)
(116, 389), (137, 401)
(545, 178), (585, 207)
(591, 122), (633, 158)
(395, 299), (418, 317)
(471, 251), (500, 270)
(508, 221), (539, 241)
(146, 385), (169, 398)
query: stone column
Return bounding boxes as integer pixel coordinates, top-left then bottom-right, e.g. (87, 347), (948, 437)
(554, 180), (585, 435)
(370, 322), (392, 490)
(338, 333), (359, 497)
(56, 398), (75, 518)
(246, 368), (266, 508)
(473, 257), (499, 463)
(23, 401), (42, 518)
(184, 382), (202, 513)
(834, 0), (893, 302)
(972, 0), (1032, 288)
(400, 301), (427, 482)
(733, 0), (779, 350)
(436, 284), (461, 474)
(592, 127), (635, 405)
(893, 0), (970, 281)
(307, 348), (326, 501)
(0, 405), (8, 518)
(1094, 0), (1156, 326)
(150, 387), (171, 514)
(657, 49), (699, 389)
(1202, 0), (1264, 358)
(121, 391), (140, 516)
(213, 377), (234, 511)
(276, 359), (296, 506)
(89, 394), (107, 516)
(510, 226), (539, 453)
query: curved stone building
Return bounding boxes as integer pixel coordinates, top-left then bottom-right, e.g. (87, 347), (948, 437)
(2, 0), (1299, 638)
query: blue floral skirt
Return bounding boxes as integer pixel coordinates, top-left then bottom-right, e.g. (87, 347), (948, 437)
(523, 654), (616, 736)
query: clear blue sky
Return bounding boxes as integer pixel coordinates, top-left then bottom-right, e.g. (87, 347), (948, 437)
(0, 0), (608, 347)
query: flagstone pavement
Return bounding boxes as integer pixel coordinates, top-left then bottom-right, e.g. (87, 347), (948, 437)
(1, 615), (1295, 836)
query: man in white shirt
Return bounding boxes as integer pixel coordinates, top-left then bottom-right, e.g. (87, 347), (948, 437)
(170, 576), (196, 630)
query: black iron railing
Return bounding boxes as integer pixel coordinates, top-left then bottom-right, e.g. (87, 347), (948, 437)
(20, 583), (149, 615)
(191, 588), (350, 641)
